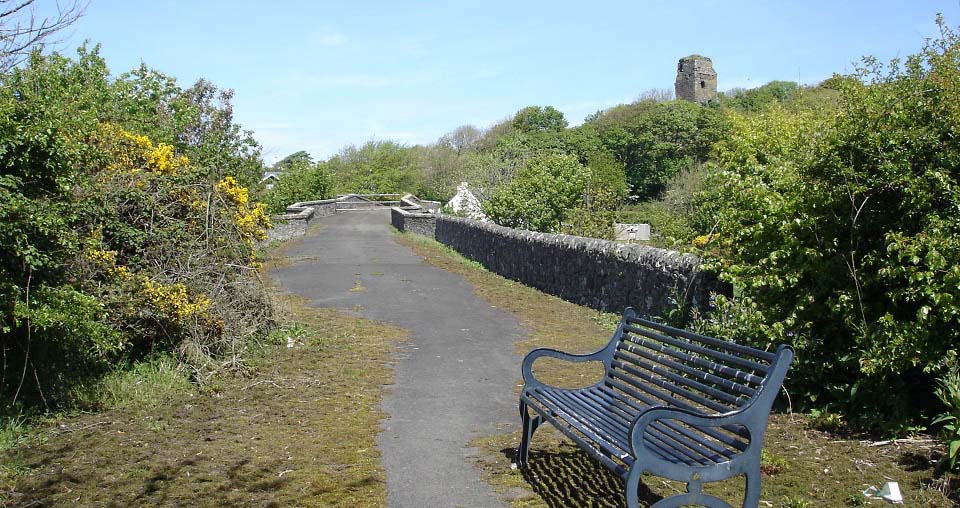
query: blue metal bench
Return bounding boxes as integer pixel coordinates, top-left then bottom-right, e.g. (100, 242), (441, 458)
(518, 308), (794, 508)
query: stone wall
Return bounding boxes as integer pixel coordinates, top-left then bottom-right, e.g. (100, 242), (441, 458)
(265, 198), (339, 242)
(265, 217), (308, 242)
(432, 216), (720, 318)
(301, 199), (338, 217)
(400, 194), (441, 213)
(391, 207), (437, 238)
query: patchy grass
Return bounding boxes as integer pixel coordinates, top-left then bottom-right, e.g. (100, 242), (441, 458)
(396, 231), (958, 508)
(0, 290), (405, 508)
(94, 356), (196, 412)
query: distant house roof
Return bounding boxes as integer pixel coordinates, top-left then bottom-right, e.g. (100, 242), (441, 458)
(259, 171), (282, 184)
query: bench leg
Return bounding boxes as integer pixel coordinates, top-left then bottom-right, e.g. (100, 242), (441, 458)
(625, 465), (643, 508)
(743, 464), (761, 508)
(517, 400), (541, 466)
(648, 493), (732, 508)
(645, 478), (734, 508)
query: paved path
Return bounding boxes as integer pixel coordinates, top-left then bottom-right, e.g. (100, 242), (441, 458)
(270, 210), (520, 508)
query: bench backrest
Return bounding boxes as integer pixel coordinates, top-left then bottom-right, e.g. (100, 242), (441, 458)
(606, 309), (789, 417)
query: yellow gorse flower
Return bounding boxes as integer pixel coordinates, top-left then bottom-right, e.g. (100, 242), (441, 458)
(99, 123), (189, 174)
(139, 278), (212, 319)
(216, 176), (272, 242)
(86, 248), (117, 265)
(216, 176), (249, 206)
(84, 247), (133, 279)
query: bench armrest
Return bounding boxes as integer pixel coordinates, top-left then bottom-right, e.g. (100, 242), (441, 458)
(632, 406), (751, 445)
(629, 405), (765, 482)
(521, 347), (607, 388)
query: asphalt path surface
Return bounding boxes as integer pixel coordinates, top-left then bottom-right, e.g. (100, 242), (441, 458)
(270, 210), (521, 508)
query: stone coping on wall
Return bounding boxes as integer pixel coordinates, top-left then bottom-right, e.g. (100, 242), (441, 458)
(280, 197), (344, 220)
(400, 194), (441, 212)
(390, 206), (437, 218)
(437, 215), (700, 270)
(391, 206), (438, 238)
(432, 215), (717, 317)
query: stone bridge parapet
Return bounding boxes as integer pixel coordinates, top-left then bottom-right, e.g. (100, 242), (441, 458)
(396, 213), (721, 319)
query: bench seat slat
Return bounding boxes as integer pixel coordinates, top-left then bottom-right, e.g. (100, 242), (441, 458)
(621, 333), (766, 386)
(643, 428), (708, 466)
(628, 317), (777, 362)
(590, 388), (748, 456)
(647, 420), (740, 464)
(529, 390), (632, 460)
(577, 389), (639, 426)
(651, 422), (737, 465)
(624, 325), (770, 373)
(603, 377), (751, 445)
(610, 362), (732, 413)
(568, 389), (741, 462)
(532, 389), (732, 467)
(524, 394), (633, 477)
(612, 351), (746, 406)
(548, 390), (632, 440)
(649, 422), (741, 463)
(615, 344), (759, 398)
(533, 389), (631, 452)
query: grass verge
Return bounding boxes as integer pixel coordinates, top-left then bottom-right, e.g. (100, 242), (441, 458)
(0, 284), (405, 508)
(395, 231), (957, 508)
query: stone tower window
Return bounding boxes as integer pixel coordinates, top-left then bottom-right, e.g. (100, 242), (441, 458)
(675, 55), (717, 104)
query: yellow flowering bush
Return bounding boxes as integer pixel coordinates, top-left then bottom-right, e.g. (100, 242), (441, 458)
(139, 278), (212, 320)
(82, 246), (132, 280)
(691, 234), (716, 249)
(85, 248), (117, 266)
(99, 123), (189, 175)
(216, 176), (272, 242)
(78, 124), (271, 378)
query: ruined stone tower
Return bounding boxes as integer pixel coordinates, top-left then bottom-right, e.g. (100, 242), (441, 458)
(675, 55), (717, 104)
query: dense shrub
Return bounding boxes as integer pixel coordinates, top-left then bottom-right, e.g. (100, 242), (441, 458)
(700, 19), (960, 432)
(0, 48), (273, 409)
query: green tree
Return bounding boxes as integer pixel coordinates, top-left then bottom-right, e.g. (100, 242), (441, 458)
(272, 150), (313, 171)
(512, 105), (568, 133)
(0, 50), (120, 403)
(721, 80), (800, 113)
(484, 153), (588, 233)
(328, 140), (423, 195)
(438, 125), (482, 155)
(566, 152), (628, 239)
(112, 68), (265, 189)
(263, 158), (333, 213)
(0, 47), (273, 409)
(595, 100), (727, 200)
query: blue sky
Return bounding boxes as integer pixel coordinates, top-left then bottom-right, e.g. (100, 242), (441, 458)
(38, 0), (960, 163)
